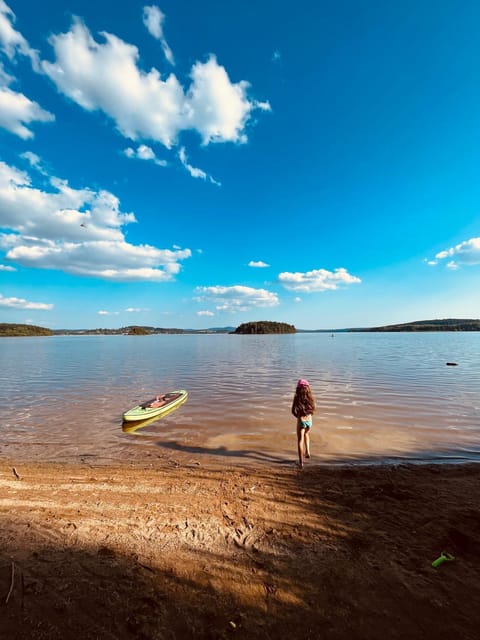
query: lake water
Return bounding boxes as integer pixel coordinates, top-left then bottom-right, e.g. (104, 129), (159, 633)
(1, 332), (479, 466)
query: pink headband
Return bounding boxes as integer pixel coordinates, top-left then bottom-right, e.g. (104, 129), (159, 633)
(297, 379), (310, 387)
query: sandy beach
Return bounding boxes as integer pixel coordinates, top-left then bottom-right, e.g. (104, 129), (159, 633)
(1, 452), (480, 640)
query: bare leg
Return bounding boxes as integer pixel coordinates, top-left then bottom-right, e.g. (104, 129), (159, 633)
(297, 425), (305, 468)
(304, 428), (311, 458)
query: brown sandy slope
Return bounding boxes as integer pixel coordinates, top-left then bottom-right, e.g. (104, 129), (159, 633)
(1, 460), (480, 639)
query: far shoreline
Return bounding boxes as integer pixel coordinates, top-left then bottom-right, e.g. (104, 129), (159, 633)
(2, 318), (480, 336)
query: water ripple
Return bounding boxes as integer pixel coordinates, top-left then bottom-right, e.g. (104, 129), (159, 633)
(0, 332), (479, 464)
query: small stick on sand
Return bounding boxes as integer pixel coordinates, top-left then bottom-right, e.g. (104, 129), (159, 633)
(5, 561), (15, 604)
(12, 467), (21, 480)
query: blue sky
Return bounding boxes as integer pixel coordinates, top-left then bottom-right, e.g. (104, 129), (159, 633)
(0, 0), (479, 330)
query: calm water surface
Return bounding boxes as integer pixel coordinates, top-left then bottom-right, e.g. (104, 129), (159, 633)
(1, 333), (479, 465)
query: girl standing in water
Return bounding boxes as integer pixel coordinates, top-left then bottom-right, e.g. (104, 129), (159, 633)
(291, 379), (316, 469)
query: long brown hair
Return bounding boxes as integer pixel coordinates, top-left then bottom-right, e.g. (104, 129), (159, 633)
(291, 385), (316, 418)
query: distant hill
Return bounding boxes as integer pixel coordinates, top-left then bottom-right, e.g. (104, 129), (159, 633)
(0, 323), (53, 337)
(351, 319), (480, 332)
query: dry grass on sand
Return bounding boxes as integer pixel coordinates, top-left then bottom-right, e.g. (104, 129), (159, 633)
(1, 459), (480, 639)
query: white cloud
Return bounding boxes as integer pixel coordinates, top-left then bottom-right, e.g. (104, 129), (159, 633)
(98, 310), (119, 315)
(0, 32), (53, 141)
(0, 263), (15, 270)
(197, 310), (214, 317)
(123, 144), (167, 166)
(41, 19), (269, 149)
(278, 268), (361, 292)
(446, 261), (459, 270)
(42, 19), (183, 147)
(0, 161), (134, 240)
(248, 260), (269, 268)
(6, 241), (191, 282)
(0, 159), (192, 281)
(0, 85), (54, 138)
(195, 285), (279, 312)
(432, 237), (480, 269)
(20, 151), (42, 168)
(142, 5), (174, 66)
(0, 5), (53, 140)
(185, 56), (271, 145)
(0, 293), (52, 309)
(0, 1), (40, 68)
(178, 146), (220, 185)
(0, 60), (12, 84)
(136, 144), (155, 161)
(125, 307), (148, 312)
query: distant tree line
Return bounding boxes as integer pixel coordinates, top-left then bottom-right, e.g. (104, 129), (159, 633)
(52, 326), (234, 335)
(233, 321), (296, 334)
(0, 323), (236, 336)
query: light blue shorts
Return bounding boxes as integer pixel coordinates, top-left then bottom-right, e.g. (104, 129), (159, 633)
(298, 418), (312, 430)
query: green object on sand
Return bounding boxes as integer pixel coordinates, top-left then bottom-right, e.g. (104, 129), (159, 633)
(431, 551), (455, 568)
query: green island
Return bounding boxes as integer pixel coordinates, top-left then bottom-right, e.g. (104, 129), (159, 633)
(233, 321), (296, 334)
(126, 326), (150, 335)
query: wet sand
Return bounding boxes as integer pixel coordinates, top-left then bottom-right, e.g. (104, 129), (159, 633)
(1, 455), (480, 639)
